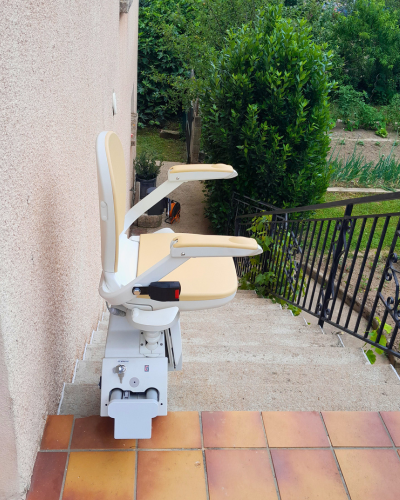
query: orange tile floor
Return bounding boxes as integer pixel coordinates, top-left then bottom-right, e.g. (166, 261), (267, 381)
(27, 411), (400, 500)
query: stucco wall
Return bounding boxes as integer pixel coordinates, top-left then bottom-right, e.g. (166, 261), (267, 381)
(0, 1), (138, 498)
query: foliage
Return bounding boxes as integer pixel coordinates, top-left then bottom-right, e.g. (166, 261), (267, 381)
(375, 127), (388, 138)
(363, 317), (391, 364)
(133, 151), (162, 180)
(200, 6), (333, 233)
(328, 142), (400, 189)
(332, 85), (400, 133)
(382, 94), (400, 131)
(333, 85), (384, 130)
(160, 0), (273, 114)
(238, 216), (275, 296)
(331, 0), (400, 103)
(138, 0), (400, 124)
(238, 216), (305, 311)
(138, 0), (273, 121)
(137, 0), (194, 127)
(284, 0), (344, 84)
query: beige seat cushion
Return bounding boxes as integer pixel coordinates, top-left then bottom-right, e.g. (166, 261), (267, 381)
(137, 233), (238, 301)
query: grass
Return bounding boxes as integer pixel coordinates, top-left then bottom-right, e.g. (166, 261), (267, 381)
(137, 126), (186, 162)
(313, 192), (400, 251)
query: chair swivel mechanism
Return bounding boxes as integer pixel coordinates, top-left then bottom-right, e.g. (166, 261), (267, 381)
(96, 131), (262, 439)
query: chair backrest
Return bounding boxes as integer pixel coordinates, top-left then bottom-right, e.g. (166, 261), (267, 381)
(96, 131), (127, 273)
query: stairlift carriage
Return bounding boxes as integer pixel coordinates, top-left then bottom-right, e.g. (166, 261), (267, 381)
(96, 131), (262, 439)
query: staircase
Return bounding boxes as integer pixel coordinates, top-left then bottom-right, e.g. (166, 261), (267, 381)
(59, 290), (400, 415)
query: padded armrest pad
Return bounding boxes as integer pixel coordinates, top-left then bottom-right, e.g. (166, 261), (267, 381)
(172, 234), (258, 251)
(170, 234), (262, 258)
(169, 164), (233, 174)
(168, 164), (237, 182)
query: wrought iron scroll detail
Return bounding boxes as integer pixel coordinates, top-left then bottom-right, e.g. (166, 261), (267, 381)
(283, 229), (302, 294)
(383, 252), (400, 320)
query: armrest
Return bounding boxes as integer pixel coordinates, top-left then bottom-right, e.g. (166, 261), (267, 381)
(170, 234), (262, 258)
(168, 163), (237, 181)
(123, 164), (237, 231)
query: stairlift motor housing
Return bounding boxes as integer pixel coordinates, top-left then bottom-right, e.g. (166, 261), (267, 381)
(96, 131), (262, 439)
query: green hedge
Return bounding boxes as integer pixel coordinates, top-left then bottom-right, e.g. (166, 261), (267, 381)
(200, 5), (333, 233)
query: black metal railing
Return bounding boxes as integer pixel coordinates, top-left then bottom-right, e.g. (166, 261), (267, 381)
(232, 192), (400, 359)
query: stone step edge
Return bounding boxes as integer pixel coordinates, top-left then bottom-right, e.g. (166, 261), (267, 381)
(73, 360), (400, 386)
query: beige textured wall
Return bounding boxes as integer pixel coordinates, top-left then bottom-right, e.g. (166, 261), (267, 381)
(0, 1), (138, 498)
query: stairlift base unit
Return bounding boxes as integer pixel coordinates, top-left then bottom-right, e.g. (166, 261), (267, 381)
(100, 310), (182, 438)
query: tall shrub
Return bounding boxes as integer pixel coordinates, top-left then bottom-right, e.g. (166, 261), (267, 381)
(200, 6), (333, 233)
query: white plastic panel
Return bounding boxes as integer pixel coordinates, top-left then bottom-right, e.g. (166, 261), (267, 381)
(101, 357), (168, 417)
(108, 399), (158, 439)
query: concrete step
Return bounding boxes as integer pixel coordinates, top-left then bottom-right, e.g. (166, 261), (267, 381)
(59, 384), (100, 417)
(91, 331), (107, 345)
(89, 314), (316, 346)
(74, 360), (102, 384)
(85, 327), (338, 356)
(73, 359), (399, 387)
(97, 320), (109, 331)
(236, 290), (258, 296)
(182, 330), (341, 348)
(180, 303), (284, 318)
(182, 344), (366, 366)
(84, 335), (362, 364)
(168, 381), (400, 412)
(84, 344), (105, 361)
(180, 318), (317, 336)
(181, 320), (325, 337)
(180, 312), (314, 330)
(169, 362), (400, 388)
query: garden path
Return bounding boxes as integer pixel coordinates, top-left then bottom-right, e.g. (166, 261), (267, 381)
(133, 161), (213, 236)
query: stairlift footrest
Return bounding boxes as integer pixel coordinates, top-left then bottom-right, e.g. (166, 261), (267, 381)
(108, 399), (159, 439)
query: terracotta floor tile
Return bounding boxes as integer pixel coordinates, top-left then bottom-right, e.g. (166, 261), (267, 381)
(27, 452), (67, 500)
(62, 451), (135, 500)
(70, 416), (136, 449)
(40, 415), (74, 450)
(262, 411), (329, 448)
(138, 411), (201, 449)
(272, 449), (347, 500)
(202, 411), (266, 448)
(380, 412), (400, 446)
(137, 450), (206, 500)
(206, 449), (278, 500)
(336, 449), (400, 500)
(322, 411), (392, 447)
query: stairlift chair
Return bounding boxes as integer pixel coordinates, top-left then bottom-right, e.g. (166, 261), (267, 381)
(96, 131), (262, 439)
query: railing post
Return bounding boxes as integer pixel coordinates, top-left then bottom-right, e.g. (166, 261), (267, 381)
(318, 203), (353, 328)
